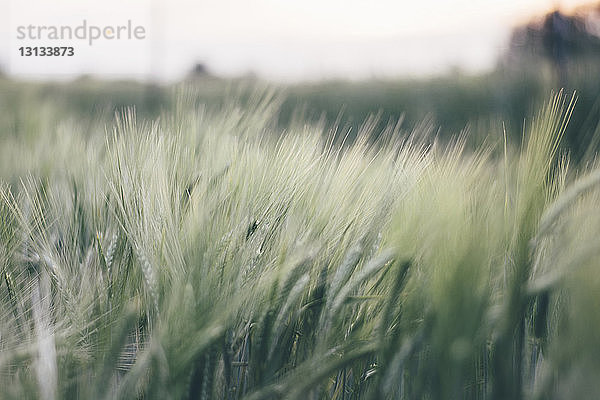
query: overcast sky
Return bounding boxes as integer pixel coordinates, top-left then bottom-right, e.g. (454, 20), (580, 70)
(0, 0), (594, 82)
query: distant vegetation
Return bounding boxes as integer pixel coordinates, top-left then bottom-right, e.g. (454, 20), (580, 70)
(3, 59), (600, 160)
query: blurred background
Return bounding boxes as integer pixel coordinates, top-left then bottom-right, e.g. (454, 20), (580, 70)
(2, 0), (600, 158)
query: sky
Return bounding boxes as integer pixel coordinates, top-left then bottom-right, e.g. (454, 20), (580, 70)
(0, 0), (595, 82)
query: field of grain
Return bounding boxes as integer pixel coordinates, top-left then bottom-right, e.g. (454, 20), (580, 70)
(1, 86), (600, 399)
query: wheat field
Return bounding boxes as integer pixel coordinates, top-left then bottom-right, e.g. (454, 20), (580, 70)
(1, 87), (599, 399)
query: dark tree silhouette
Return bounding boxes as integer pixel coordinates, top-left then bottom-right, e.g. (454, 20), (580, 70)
(503, 5), (600, 86)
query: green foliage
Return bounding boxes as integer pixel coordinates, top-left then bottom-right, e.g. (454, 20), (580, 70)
(0, 87), (599, 400)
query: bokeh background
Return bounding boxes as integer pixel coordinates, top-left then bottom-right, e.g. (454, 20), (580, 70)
(2, 0), (600, 158)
